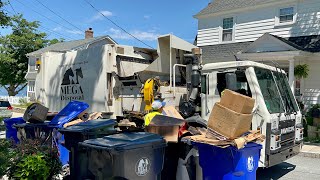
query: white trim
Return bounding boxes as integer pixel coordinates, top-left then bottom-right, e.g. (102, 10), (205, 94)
(220, 16), (236, 43)
(275, 4), (297, 26)
(241, 33), (299, 54)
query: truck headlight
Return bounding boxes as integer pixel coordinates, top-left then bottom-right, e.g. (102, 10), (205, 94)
(296, 116), (302, 124)
(271, 119), (279, 130)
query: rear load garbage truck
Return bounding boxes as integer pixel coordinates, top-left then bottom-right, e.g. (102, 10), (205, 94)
(33, 43), (157, 115)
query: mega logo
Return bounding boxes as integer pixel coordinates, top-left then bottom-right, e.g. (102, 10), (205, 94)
(60, 67), (84, 101)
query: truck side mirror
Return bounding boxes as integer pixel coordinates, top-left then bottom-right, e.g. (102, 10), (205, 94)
(225, 73), (237, 91)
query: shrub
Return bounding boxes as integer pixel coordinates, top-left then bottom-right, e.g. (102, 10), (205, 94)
(7, 139), (62, 180)
(13, 153), (49, 180)
(0, 139), (13, 177)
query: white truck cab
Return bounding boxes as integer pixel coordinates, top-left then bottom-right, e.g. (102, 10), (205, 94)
(199, 61), (303, 167)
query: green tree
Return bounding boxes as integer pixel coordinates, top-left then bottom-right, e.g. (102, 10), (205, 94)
(0, 15), (51, 96)
(0, 0), (11, 27)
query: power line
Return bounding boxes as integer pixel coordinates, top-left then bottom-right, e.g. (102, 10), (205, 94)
(2, 10), (73, 41)
(38, 25), (72, 41)
(83, 0), (153, 49)
(13, 0), (79, 40)
(8, 1), (17, 14)
(33, 0), (83, 32)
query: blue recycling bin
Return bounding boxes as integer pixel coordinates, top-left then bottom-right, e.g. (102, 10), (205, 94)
(4, 117), (26, 143)
(13, 101), (89, 165)
(49, 101), (89, 128)
(193, 142), (262, 180)
(48, 101), (89, 165)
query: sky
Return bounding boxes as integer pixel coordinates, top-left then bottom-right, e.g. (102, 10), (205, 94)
(0, 0), (210, 96)
(2, 0), (211, 48)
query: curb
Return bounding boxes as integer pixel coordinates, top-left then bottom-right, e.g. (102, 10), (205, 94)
(298, 151), (320, 158)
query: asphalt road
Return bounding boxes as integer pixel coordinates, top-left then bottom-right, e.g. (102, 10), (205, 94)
(257, 155), (320, 180)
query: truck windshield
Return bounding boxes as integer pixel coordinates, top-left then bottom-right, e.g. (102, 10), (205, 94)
(273, 71), (299, 113)
(255, 67), (299, 114)
(254, 68), (285, 113)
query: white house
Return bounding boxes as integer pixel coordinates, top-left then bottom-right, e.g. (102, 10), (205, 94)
(195, 0), (320, 109)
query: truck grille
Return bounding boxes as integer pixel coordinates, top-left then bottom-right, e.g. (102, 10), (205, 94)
(279, 119), (295, 151)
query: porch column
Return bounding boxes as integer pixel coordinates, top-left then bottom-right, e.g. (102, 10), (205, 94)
(288, 59), (295, 93)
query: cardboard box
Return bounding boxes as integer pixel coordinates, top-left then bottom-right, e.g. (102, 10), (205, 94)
(220, 89), (255, 114)
(207, 103), (253, 139)
(145, 125), (180, 142)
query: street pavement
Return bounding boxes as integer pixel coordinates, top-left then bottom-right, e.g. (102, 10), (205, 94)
(0, 112), (24, 139)
(257, 154), (320, 179)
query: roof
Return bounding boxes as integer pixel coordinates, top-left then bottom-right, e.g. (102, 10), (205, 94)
(269, 34), (320, 53)
(199, 34), (320, 62)
(27, 36), (117, 56)
(195, 0), (278, 17)
(202, 60), (286, 73)
(200, 42), (252, 63)
(286, 35), (320, 53)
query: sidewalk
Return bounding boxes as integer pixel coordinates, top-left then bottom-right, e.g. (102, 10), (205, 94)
(299, 143), (320, 158)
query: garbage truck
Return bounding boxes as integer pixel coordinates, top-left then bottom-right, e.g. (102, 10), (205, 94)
(115, 44), (303, 168)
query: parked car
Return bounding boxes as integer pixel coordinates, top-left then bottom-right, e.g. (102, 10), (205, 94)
(0, 100), (13, 119)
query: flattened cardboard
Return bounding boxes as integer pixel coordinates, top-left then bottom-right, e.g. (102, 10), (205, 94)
(220, 89), (255, 114)
(207, 103), (253, 139)
(162, 106), (184, 119)
(149, 115), (185, 126)
(146, 115), (185, 143)
(183, 135), (233, 148)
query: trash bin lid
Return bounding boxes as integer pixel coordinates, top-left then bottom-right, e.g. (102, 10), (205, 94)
(4, 117), (25, 124)
(80, 132), (166, 152)
(14, 121), (51, 128)
(49, 101), (89, 128)
(59, 119), (116, 133)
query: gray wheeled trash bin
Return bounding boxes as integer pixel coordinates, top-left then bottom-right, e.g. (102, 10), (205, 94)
(79, 132), (167, 180)
(59, 119), (117, 180)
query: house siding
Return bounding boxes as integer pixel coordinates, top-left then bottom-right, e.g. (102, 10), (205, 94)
(197, 0), (320, 46)
(302, 57), (320, 108)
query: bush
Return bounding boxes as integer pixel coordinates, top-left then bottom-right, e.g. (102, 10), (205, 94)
(7, 139), (62, 180)
(13, 153), (49, 180)
(0, 139), (13, 177)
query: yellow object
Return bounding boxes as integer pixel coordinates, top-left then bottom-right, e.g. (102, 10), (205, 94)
(36, 58), (41, 69)
(143, 78), (154, 111)
(144, 111), (161, 126)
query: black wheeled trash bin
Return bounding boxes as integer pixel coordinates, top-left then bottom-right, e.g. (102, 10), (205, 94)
(79, 132), (167, 180)
(58, 119), (117, 180)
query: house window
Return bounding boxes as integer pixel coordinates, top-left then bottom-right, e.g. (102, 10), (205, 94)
(28, 81), (35, 92)
(222, 17), (233, 42)
(279, 7), (294, 23)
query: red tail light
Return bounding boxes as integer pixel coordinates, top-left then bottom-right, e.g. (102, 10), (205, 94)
(7, 106), (13, 110)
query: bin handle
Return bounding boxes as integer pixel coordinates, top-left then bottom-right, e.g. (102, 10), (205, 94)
(181, 148), (198, 165)
(228, 147), (237, 172)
